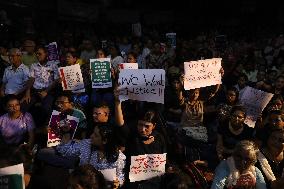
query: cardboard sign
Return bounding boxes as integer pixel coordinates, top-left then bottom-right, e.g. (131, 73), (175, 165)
(240, 87), (274, 127)
(59, 64), (85, 93)
(90, 58), (112, 88)
(118, 69), (165, 104)
(118, 63), (138, 70)
(184, 58), (222, 90)
(129, 153), (167, 182)
(46, 42), (60, 64)
(0, 164), (25, 189)
(47, 110), (79, 147)
(166, 33), (176, 48)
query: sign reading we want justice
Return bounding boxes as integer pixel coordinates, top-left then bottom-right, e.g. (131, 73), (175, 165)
(118, 69), (165, 104)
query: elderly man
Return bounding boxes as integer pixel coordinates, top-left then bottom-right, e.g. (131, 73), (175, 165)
(0, 48), (30, 99)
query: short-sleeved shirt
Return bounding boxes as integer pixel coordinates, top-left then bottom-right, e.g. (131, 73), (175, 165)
(0, 112), (35, 145)
(72, 108), (87, 129)
(2, 64), (30, 95)
(29, 61), (59, 90)
(218, 121), (255, 150)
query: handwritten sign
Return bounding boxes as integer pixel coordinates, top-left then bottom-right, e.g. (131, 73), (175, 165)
(47, 110), (79, 147)
(118, 69), (165, 104)
(0, 164), (25, 189)
(240, 87), (274, 127)
(90, 58), (112, 88)
(118, 63), (138, 70)
(184, 58), (222, 90)
(46, 42), (60, 64)
(129, 153), (166, 182)
(59, 64), (85, 93)
(166, 33), (176, 48)
(99, 168), (116, 182)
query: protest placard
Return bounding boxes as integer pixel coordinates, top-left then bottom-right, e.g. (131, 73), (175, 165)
(166, 33), (176, 48)
(59, 64), (85, 93)
(184, 58), (222, 90)
(240, 86), (274, 127)
(0, 164), (25, 189)
(118, 63), (138, 70)
(132, 23), (142, 37)
(90, 58), (112, 88)
(46, 42), (60, 64)
(118, 69), (165, 104)
(47, 110), (79, 147)
(129, 153), (166, 182)
(99, 168), (116, 182)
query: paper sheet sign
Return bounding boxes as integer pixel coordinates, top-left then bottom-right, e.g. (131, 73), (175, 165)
(118, 69), (165, 104)
(129, 153), (167, 182)
(184, 58), (222, 90)
(59, 64), (85, 93)
(47, 110), (79, 147)
(46, 42), (60, 64)
(166, 33), (176, 48)
(118, 63), (138, 70)
(90, 58), (112, 88)
(99, 168), (116, 182)
(240, 86), (274, 127)
(0, 164), (25, 189)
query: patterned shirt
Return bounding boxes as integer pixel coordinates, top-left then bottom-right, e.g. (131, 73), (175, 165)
(29, 61), (59, 89)
(0, 112), (35, 145)
(57, 139), (126, 184)
(2, 63), (30, 95)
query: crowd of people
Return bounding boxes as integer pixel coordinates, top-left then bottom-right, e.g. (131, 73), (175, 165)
(1, 19), (284, 189)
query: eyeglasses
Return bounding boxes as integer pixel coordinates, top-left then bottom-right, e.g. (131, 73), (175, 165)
(232, 114), (245, 120)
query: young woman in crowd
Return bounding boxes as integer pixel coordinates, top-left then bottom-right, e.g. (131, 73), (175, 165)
(211, 140), (266, 189)
(56, 124), (126, 187)
(256, 128), (284, 189)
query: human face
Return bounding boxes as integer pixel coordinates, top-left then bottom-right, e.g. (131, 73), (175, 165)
(66, 53), (77, 65)
(90, 126), (105, 147)
(137, 120), (155, 137)
(9, 53), (21, 67)
(171, 80), (182, 91)
(55, 96), (72, 112)
(190, 89), (200, 101)
(275, 77), (284, 90)
(269, 114), (284, 129)
(237, 77), (246, 88)
(226, 90), (237, 104)
(7, 99), (21, 114)
(269, 99), (283, 111)
(234, 149), (255, 172)
(267, 131), (284, 153)
(36, 48), (47, 63)
(127, 54), (136, 63)
(97, 50), (106, 58)
(230, 110), (246, 127)
(92, 108), (109, 123)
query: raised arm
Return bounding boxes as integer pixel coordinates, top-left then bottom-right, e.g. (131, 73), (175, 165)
(114, 87), (125, 126)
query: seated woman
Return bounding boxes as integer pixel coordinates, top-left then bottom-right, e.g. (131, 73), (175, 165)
(56, 124), (125, 187)
(256, 128), (284, 189)
(216, 105), (255, 160)
(68, 164), (107, 189)
(211, 140), (266, 189)
(114, 89), (167, 188)
(0, 95), (35, 148)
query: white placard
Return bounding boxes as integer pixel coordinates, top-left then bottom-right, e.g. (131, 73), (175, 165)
(184, 58), (222, 90)
(0, 164), (25, 189)
(118, 63), (138, 70)
(118, 69), (165, 104)
(59, 64), (85, 92)
(99, 168), (116, 182)
(240, 86), (274, 127)
(129, 153), (166, 182)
